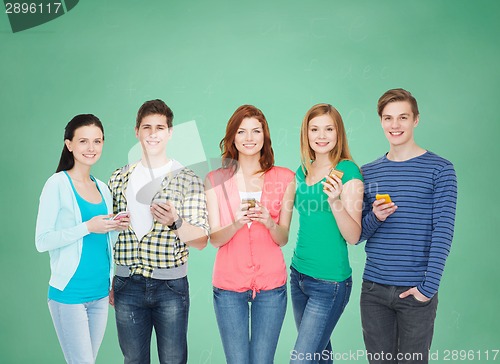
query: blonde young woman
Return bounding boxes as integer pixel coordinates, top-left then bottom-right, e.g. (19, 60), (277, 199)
(290, 104), (363, 364)
(205, 105), (295, 364)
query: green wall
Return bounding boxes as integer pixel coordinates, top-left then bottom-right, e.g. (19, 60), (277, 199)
(1, 1), (499, 363)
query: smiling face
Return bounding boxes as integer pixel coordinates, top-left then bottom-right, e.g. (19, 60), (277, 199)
(307, 113), (337, 157)
(135, 113), (172, 157)
(234, 117), (264, 158)
(65, 125), (103, 168)
(380, 101), (419, 148)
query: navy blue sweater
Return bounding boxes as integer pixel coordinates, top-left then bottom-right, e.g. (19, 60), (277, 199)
(360, 151), (457, 298)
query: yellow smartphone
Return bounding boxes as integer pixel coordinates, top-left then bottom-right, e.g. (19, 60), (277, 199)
(328, 168), (344, 180)
(376, 194), (392, 204)
(324, 168), (344, 190)
(242, 198), (256, 209)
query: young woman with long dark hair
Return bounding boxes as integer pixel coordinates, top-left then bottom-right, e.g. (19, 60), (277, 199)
(35, 114), (128, 363)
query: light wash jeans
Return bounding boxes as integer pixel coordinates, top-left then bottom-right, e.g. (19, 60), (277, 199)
(48, 296), (109, 364)
(213, 284), (287, 364)
(290, 267), (352, 364)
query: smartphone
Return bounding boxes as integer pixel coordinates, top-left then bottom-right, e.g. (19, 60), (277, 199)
(152, 197), (167, 205)
(112, 211), (129, 220)
(328, 168), (344, 180)
(324, 168), (344, 189)
(375, 194), (392, 204)
(242, 198), (256, 209)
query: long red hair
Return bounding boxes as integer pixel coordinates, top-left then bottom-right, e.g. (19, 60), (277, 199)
(219, 105), (274, 175)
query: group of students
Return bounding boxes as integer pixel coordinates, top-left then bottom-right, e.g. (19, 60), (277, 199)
(35, 88), (457, 364)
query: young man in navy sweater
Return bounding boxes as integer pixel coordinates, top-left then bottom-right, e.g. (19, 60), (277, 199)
(360, 88), (457, 364)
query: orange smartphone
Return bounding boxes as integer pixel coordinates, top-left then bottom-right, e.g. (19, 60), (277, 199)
(324, 168), (344, 190)
(329, 168), (344, 180)
(376, 194), (392, 204)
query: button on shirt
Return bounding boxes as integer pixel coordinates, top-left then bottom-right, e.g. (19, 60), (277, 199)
(109, 160), (209, 278)
(208, 166), (294, 297)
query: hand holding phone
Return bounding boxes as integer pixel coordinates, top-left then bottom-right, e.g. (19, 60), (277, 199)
(324, 168), (344, 189)
(375, 194), (392, 204)
(373, 194), (396, 222)
(112, 211), (130, 221)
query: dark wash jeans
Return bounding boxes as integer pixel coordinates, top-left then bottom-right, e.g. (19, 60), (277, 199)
(360, 280), (438, 364)
(290, 266), (352, 364)
(113, 275), (189, 364)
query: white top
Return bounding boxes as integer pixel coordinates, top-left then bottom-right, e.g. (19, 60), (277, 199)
(238, 191), (262, 228)
(127, 160), (172, 241)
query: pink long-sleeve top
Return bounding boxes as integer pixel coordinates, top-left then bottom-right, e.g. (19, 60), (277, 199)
(207, 166), (295, 297)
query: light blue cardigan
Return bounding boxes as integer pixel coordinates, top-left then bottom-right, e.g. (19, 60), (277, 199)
(35, 172), (118, 291)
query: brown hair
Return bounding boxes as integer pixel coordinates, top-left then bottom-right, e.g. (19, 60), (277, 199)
(219, 105), (274, 174)
(300, 104), (353, 175)
(136, 99), (174, 128)
(377, 88), (419, 117)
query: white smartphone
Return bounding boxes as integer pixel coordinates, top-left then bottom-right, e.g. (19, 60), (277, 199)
(112, 211), (129, 221)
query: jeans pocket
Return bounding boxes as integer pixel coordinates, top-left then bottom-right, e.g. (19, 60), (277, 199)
(270, 284), (287, 300)
(113, 276), (129, 294)
(361, 280), (376, 293)
(272, 283), (287, 293)
(408, 294), (432, 306)
(212, 286), (223, 298)
(314, 277), (340, 285)
(164, 277), (189, 296)
(310, 277), (341, 302)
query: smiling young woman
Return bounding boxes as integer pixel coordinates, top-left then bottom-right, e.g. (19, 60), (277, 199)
(35, 114), (128, 364)
(205, 105), (295, 364)
(290, 103), (364, 364)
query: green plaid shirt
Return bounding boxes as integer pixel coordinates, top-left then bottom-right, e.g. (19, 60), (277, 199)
(108, 161), (209, 277)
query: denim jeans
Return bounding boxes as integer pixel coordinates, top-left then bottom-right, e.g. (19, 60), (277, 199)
(48, 296), (108, 364)
(290, 267), (352, 364)
(113, 275), (189, 364)
(360, 281), (438, 364)
(213, 284), (287, 364)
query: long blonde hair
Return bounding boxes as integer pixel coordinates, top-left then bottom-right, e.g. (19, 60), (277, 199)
(300, 103), (353, 175)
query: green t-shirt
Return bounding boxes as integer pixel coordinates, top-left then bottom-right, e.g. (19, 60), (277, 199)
(292, 159), (363, 281)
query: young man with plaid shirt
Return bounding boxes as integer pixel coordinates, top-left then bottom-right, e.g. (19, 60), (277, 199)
(109, 99), (209, 364)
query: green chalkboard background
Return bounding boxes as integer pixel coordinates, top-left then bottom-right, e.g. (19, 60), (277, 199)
(1, 1), (499, 363)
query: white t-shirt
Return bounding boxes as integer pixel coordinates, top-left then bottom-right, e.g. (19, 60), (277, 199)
(127, 160), (172, 241)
